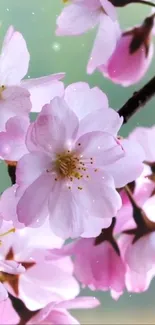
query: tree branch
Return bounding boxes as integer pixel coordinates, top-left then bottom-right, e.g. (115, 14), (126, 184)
(118, 76), (155, 124)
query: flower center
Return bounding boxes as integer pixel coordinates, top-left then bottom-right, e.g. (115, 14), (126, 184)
(55, 152), (81, 179)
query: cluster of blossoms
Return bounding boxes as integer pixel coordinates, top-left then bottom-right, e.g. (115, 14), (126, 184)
(0, 0), (155, 323)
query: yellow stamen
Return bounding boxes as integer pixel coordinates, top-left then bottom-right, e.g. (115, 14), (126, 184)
(0, 228), (15, 238)
(55, 152), (81, 179)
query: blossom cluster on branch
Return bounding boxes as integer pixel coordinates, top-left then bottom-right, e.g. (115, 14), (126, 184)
(0, 0), (155, 323)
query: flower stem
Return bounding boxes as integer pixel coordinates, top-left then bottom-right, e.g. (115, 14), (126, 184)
(118, 76), (155, 124)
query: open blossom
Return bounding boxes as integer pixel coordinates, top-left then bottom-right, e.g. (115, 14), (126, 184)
(119, 193), (155, 274)
(0, 221), (79, 310)
(115, 165), (155, 234)
(48, 237), (126, 300)
(12, 83), (145, 239)
(28, 297), (100, 325)
(56, 0), (120, 74)
(99, 15), (154, 86)
(0, 116), (29, 161)
(0, 25), (65, 114)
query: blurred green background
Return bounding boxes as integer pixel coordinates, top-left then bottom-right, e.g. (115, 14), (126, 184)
(0, 0), (155, 323)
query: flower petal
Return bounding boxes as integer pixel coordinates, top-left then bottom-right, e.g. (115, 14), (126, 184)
(87, 14), (120, 74)
(0, 26), (29, 85)
(105, 138), (145, 188)
(129, 126), (155, 162)
(19, 258), (79, 310)
(75, 171), (122, 220)
(49, 185), (84, 239)
(78, 107), (123, 137)
(65, 82), (109, 120)
(56, 4), (99, 36)
(28, 308), (79, 325)
(100, 0), (117, 20)
(16, 152), (51, 186)
(0, 116), (29, 161)
(75, 131), (124, 166)
(17, 173), (53, 226)
(123, 233), (155, 273)
(0, 86), (31, 132)
(0, 260), (25, 274)
(81, 215), (111, 238)
(57, 296), (100, 309)
(22, 75), (65, 113)
(29, 97), (79, 153)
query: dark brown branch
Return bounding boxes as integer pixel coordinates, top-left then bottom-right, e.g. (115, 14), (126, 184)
(118, 76), (155, 124)
(111, 0), (155, 7)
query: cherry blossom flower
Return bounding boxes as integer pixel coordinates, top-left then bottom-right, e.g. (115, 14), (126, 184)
(13, 83), (144, 239)
(28, 296), (100, 325)
(0, 298), (20, 324)
(115, 166), (154, 234)
(99, 15), (154, 86)
(0, 221), (79, 310)
(119, 193), (155, 274)
(0, 25), (65, 114)
(56, 0), (120, 74)
(48, 236), (126, 300)
(0, 116), (29, 161)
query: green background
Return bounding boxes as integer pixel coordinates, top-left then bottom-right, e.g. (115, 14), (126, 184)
(0, 1), (155, 323)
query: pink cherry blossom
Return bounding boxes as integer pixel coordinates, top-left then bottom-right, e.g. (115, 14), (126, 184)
(56, 0), (120, 74)
(115, 166), (154, 234)
(47, 237), (126, 300)
(0, 116), (29, 161)
(13, 83), (144, 239)
(120, 194), (155, 274)
(99, 16), (154, 86)
(0, 221), (79, 311)
(28, 296), (100, 325)
(0, 25), (65, 113)
(0, 298), (20, 324)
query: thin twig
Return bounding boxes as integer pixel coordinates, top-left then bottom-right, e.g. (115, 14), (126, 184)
(118, 76), (155, 124)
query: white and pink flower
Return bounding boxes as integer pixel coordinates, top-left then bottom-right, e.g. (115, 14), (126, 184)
(0, 221), (79, 310)
(48, 237), (126, 300)
(56, 0), (120, 74)
(9, 83), (144, 239)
